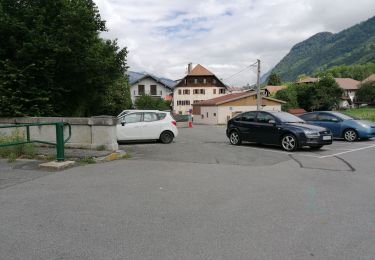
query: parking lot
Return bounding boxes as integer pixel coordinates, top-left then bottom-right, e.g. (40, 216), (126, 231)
(2, 125), (375, 259)
(123, 125), (375, 172)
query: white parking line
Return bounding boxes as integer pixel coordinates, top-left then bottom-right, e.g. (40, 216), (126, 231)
(318, 144), (375, 158)
(242, 146), (322, 158)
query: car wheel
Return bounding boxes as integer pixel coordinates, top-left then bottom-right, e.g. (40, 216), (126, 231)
(310, 145), (323, 150)
(343, 129), (358, 142)
(281, 134), (298, 151)
(160, 131), (174, 144)
(229, 131), (242, 145)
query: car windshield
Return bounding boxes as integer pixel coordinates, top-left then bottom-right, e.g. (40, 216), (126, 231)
(330, 112), (355, 120)
(274, 112), (305, 123)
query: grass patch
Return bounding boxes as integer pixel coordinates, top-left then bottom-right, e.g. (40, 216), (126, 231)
(121, 153), (130, 159)
(0, 129), (37, 162)
(341, 108), (375, 122)
(79, 157), (96, 164)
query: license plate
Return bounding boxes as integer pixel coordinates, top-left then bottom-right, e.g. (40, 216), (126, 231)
(323, 135), (332, 140)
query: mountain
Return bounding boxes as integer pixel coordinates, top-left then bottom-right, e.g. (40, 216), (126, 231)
(271, 16), (375, 82)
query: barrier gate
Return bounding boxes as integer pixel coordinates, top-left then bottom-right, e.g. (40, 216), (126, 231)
(0, 122), (72, 161)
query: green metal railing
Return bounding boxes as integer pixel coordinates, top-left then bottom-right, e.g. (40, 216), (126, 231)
(0, 122), (72, 161)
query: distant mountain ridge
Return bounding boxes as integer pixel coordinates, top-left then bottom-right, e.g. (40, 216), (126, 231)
(271, 16), (375, 82)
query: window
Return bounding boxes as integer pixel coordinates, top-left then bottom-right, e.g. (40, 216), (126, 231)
(124, 113), (142, 124)
(160, 90), (163, 96)
(206, 112), (208, 118)
(138, 85), (145, 95)
(301, 113), (317, 121)
(201, 114), (204, 119)
(318, 113), (339, 122)
(183, 89), (190, 95)
(200, 89), (205, 94)
(193, 89), (199, 94)
(150, 85), (157, 95)
(203, 78), (207, 84)
(219, 88), (226, 94)
(213, 113), (216, 117)
(177, 100), (190, 106)
(133, 90), (136, 95)
(143, 112), (158, 122)
(157, 113), (167, 120)
(213, 89), (216, 94)
(178, 89), (182, 95)
(184, 79), (187, 85)
(193, 100), (201, 104)
(194, 78), (198, 84)
(256, 112), (275, 124)
(239, 112), (256, 122)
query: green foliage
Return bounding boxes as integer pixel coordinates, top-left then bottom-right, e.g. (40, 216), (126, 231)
(275, 76), (343, 111)
(315, 63), (375, 81)
(80, 157), (96, 164)
(275, 87), (298, 111)
(0, 0), (131, 117)
(356, 81), (375, 104)
(135, 95), (171, 110)
(0, 129), (36, 160)
(341, 108), (375, 122)
(272, 16), (375, 81)
(267, 72), (282, 86)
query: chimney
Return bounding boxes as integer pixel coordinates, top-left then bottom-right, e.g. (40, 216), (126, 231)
(187, 63), (192, 74)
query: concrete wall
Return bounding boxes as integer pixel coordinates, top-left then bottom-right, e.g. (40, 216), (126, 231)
(0, 116), (118, 151)
(193, 106), (219, 125)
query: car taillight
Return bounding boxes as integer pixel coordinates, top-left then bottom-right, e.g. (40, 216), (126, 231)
(171, 121), (177, 126)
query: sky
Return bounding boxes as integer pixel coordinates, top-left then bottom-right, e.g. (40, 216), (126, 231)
(94, 0), (375, 86)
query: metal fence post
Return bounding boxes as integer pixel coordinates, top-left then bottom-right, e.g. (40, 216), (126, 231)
(55, 122), (65, 161)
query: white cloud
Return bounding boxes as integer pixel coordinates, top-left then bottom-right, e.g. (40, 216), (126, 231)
(94, 0), (375, 85)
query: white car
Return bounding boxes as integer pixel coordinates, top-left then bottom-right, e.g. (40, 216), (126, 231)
(117, 110), (178, 144)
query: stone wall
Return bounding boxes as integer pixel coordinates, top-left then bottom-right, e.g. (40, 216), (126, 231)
(0, 116), (118, 151)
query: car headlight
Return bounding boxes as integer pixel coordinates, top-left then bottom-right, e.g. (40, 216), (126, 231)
(304, 130), (320, 138)
(358, 122), (370, 128)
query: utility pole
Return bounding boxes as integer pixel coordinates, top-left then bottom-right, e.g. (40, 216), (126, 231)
(256, 59), (261, 110)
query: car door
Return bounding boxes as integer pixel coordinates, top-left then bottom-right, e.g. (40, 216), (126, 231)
(316, 113), (342, 137)
(117, 113), (144, 140)
(236, 111), (257, 141)
(142, 112), (162, 139)
(300, 113), (318, 124)
(254, 112), (279, 144)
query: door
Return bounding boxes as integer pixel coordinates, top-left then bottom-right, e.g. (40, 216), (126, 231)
(254, 112), (279, 144)
(316, 113), (341, 137)
(142, 112), (162, 139)
(117, 113), (144, 140)
(236, 111), (257, 141)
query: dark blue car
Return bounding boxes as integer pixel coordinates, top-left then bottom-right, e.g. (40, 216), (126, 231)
(300, 111), (375, 141)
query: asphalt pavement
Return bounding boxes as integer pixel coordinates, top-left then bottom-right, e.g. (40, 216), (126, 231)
(1, 125), (375, 259)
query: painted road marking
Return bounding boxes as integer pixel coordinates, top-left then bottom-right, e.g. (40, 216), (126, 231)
(318, 144), (375, 158)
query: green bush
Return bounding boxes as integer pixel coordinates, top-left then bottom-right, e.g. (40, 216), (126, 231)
(0, 129), (36, 160)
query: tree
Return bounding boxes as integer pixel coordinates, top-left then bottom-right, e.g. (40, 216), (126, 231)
(135, 95), (171, 110)
(267, 72), (282, 86)
(356, 81), (375, 104)
(0, 0), (131, 117)
(275, 87), (298, 111)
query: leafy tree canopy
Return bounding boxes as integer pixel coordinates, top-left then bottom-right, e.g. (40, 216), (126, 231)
(0, 0), (131, 117)
(267, 72), (282, 86)
(135, 95), (171, 110)
(356, 81), (375, 104)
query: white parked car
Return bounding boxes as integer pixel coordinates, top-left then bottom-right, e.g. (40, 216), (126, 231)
(117, 110), (178, 144)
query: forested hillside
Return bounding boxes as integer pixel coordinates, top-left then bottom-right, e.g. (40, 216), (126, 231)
(271, 16), (375, 81)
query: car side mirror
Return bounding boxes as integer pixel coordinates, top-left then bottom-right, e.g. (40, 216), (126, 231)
(269, 119), (276, 125)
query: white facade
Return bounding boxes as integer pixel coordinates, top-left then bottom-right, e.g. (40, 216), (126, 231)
(173, 86), (226, 114)
(194, 105), (282, 125)
(130, 77), (172, 104)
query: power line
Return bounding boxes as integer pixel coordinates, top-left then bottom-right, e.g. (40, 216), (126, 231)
(222, 62), (258, 82)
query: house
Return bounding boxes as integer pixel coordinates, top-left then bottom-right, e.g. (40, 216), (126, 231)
(287, 108), (307, 116)
(296, 76), (360, 108)
(173, 64), (228, 115)
(263, 85), (287, 97)
(362, 74), (375, 84)
(334, 78), (360, 108)
(192, 91), (286, 125)
(127, 71), (177, 104)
